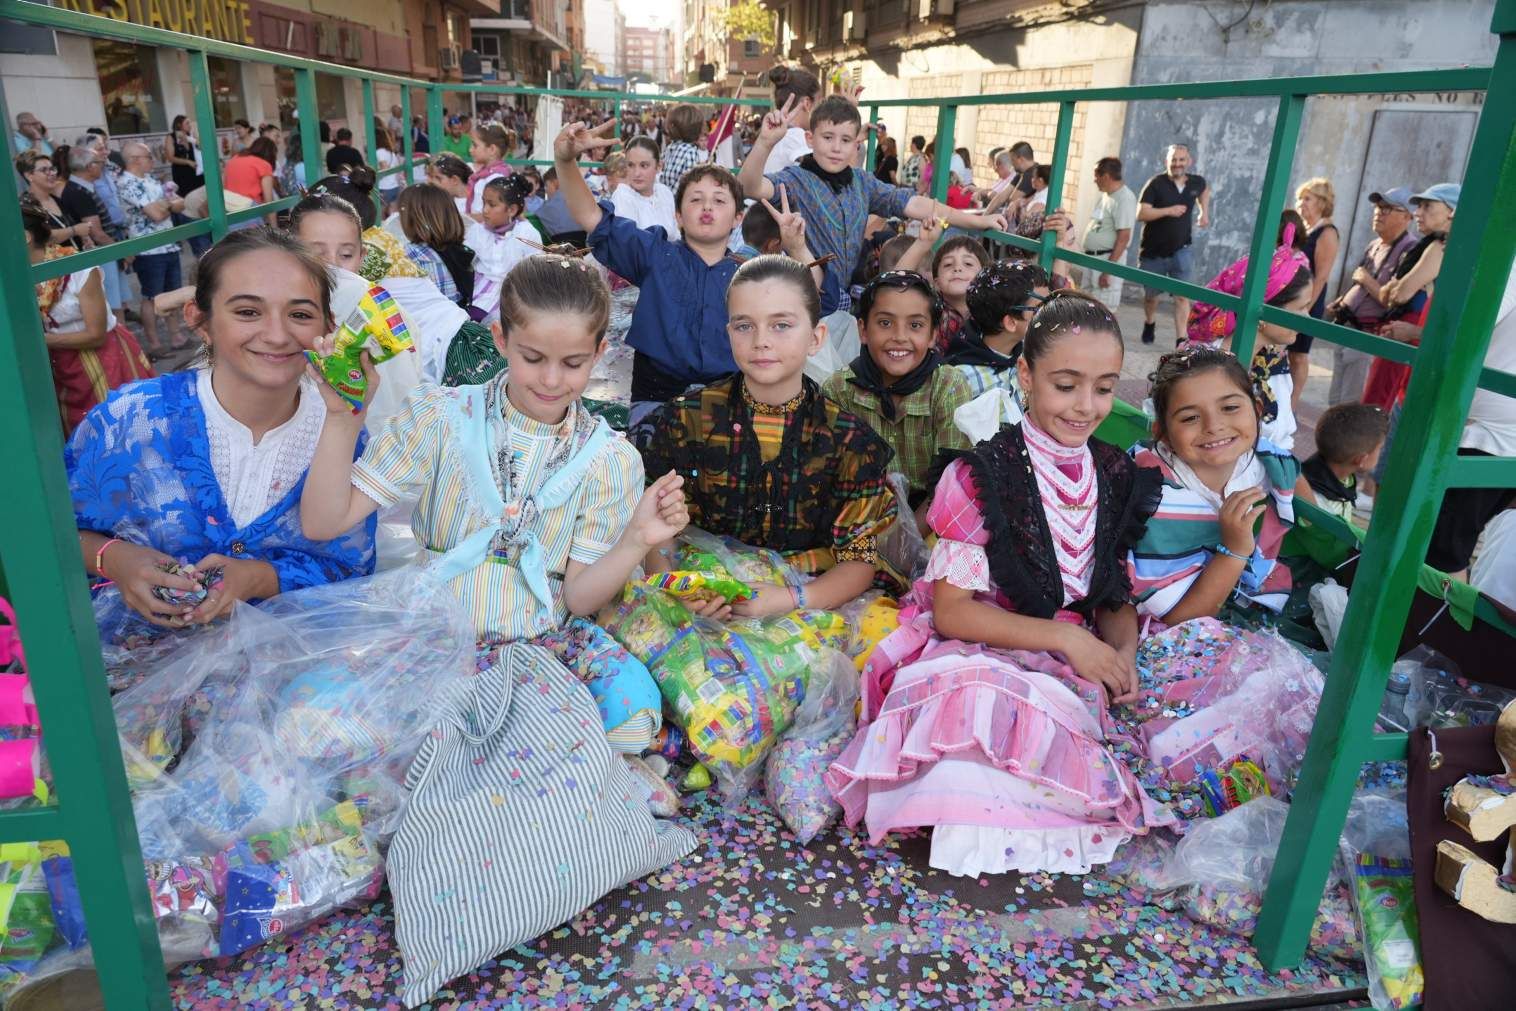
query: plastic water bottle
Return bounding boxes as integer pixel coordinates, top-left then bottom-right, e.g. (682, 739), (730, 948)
(1378, 661), (1417, 731)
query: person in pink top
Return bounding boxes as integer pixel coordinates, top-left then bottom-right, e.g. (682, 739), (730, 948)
(826, 290), (1172, 877)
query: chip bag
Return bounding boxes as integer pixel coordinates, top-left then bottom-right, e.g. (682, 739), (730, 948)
(307, 275), (416, 411)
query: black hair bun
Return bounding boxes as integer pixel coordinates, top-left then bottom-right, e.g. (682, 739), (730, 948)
(346, 165), (376, 193)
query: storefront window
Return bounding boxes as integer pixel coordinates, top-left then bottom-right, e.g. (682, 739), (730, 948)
(316, 73), (347, 124)
(92, 39), (166, 136)
(206, 56), (248, 129)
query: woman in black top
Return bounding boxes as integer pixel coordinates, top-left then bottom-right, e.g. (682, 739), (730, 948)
(15, 149), (85, 249)
(874, 136), (898, 185)
(164, 115), (204, 196)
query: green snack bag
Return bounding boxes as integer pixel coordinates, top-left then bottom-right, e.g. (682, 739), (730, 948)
(307, 277), (415, 412)
(1352, 854), (1424, 1010)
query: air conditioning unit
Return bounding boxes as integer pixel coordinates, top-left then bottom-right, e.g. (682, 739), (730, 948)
(917, 0), (954, 19)
(844, 10), (867, 40)
(439, 45), (461, 69)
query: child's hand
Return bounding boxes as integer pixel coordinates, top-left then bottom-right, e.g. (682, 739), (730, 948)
(975, 212), (1010, 233)
(554, 119), (617, 162)
(183, 555), (276, 625)
(1058, 625), (1138, 704)
(306, 352), (379, 421)
(100, 541), (202, 629)
(730, 584), (796, 620)
(914, 213), (945, 247)
(687, 592), (733, 622)
(1042, 209), (1072, 235)
(626, 471), (689, 551)
(760, 185), (807, 255)
(759, 95), (804, 147)
(1218, 486), (1266, 557)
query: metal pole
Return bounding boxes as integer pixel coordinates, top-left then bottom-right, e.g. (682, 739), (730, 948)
(189, 49), (228, 242)
(1039, 101), (1075, 273)
(296, 68), (322, 189)
(0, 81), (170, 1011)
(362, 77), (378, 166)
(1255, 1), (1516, 966)
(1229, 94), (1306, 364)
(930, 105), (956, 211)
(865, 104), (879, 174)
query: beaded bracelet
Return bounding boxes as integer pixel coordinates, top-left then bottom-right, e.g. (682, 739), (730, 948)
(1214, 543), (1248, 561)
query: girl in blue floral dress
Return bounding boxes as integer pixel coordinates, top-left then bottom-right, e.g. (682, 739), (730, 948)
(68, 228), (375, 648)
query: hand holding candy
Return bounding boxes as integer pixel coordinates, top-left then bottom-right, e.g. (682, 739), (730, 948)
(102, 542), (203, 628)
(307, 350), (378, 420)
(1218, 487), (1266, 558)
(730, 583), (797, 620)
(183, 554), (277, 625)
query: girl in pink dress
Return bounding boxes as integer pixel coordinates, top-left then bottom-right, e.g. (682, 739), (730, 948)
(826, 290), (1171, 877)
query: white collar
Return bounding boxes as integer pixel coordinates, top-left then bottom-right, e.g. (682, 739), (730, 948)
(1155, 440), (1266, 513)
(197, 368), (323, 447)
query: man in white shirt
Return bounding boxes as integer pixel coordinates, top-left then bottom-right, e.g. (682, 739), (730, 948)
(1080, 156), (1137, 311)
(1426, 261), (1516, 577)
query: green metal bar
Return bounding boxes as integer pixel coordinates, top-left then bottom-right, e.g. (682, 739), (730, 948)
(1256, 3), (1516, 968)
(1230, 94), (1306, 364)
(31, 223), (213, 282)
(1480, 364), (1516, 398)
(189, 50), (228, 243)
(865, 104), (879, 174)
(296, 68), (322, 190)
(225, 194), (301, 227)
(427, 87), (446, 169)
(0, 82), (170, 1011)
(1045, 243), (1248, 310)
(930, 105), (957, 212)
(1039, 101), (1075, 273)
(1363, 733), (1410, 763)
(401, 86), (415, 177)
(0, 807), (63, 845)
(1447, 455), (1516, 488)
(362, 78), (378, 167)
(1258, 305), (1418, 365)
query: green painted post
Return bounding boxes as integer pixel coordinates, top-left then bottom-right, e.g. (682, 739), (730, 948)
(865, 104), (879, 174)
(930, 105), (957, 215)
(296, 68), (322, 191)
(1229, 94), (1306, 364)
(428, 86), (446, 165)
(1039, 101), (1075, 273)
(0, 93), (170, 1011)
(401, 85), (414, 177)
(189, 49), (228, 242)
(1255, 5), (1516, 967)
(362, 78), (377, 166)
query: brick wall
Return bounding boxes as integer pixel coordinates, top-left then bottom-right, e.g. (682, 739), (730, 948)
(975, 64), (1093, 209)
(904, 73), (963, 160)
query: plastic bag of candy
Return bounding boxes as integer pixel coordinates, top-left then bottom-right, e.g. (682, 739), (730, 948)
(307, 272), (417, 411)
(765, 649), (858, 843)
(9, 568), (473, 996)
(604, 533), (846, 799)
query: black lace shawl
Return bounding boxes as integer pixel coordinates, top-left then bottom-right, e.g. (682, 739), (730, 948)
(955, 424), (1162, 619)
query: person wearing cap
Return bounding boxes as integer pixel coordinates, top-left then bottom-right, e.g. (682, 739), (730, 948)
(1325, 186), (1419, 405)
(440, 114), (473, 161)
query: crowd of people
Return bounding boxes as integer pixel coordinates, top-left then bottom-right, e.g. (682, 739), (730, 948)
(9, 61), (1516, 1000)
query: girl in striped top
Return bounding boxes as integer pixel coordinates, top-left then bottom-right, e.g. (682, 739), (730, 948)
(300, 254), (688, 756)
(1128, 347), (1300, 623)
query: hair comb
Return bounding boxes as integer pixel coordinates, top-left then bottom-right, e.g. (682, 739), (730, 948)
(518, 236), (591, 258)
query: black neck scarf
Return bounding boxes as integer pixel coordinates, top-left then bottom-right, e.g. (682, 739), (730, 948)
(800, 154), (853, 193)
(1302, 454), (1355, 504)
(846, 349), (940, 421)
(946, 331), (1020, 373)
(437, 241), (477, 305)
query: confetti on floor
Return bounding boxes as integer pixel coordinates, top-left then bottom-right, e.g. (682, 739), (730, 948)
(168, 793), (1367, 1010)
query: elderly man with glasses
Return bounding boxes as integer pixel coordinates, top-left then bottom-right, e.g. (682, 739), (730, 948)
(13, 112), (51, 156)
(117, 142), (186, 352)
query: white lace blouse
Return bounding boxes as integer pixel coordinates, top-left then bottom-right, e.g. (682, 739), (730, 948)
(197, 369), (326, 528)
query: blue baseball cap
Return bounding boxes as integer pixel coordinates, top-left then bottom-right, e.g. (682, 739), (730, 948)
(1368, 187), (1413, 212)
(1410, 183), (1460, 211)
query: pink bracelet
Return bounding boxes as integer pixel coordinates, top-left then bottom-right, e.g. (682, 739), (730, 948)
(94, 538), (122, 578)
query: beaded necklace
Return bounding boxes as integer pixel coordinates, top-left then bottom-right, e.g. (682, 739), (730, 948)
(1022, 418), (1097, 602)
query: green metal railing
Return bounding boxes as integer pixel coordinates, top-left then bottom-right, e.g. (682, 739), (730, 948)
(0, 0), (1513, 1004)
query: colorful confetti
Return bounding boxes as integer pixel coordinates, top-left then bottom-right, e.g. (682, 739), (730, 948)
(168, 793), (1366, 1009)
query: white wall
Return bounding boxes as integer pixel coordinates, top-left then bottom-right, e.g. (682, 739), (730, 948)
(584, 0), (622, 76)
(1, 34), (107, 146)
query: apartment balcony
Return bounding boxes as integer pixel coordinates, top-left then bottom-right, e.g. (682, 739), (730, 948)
(471, 0), (569, 53)
(454, 0), (503, 15)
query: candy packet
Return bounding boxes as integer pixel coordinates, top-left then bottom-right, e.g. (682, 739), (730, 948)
(307, 276), (415, 411)
(150, 562), (225, 608)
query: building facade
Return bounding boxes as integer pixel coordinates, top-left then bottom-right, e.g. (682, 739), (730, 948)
(684, 0), (774, 93)
(625, 25), (677, 88)
(469, 0), (576, 90)
(1, 0), (495, 154)
(583, 0), (626, 77)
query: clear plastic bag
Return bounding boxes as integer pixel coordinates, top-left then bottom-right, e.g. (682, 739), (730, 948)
(876, 472), (930, 586)
(802, 309), (861, 387)
(1309, 577), (1349, 651)
(16, 568), (474, 992)
(602, 531), (847, 800)
(1397, 644), (1516, 730)
(1338, 790), (1420, 1010)
(764, 649), (858, 843)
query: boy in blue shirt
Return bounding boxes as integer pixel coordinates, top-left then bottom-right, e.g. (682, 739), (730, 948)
(554, 119), (834, 423)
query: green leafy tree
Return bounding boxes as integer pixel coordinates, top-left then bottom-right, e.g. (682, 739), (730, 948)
(717, 1), (776, 47)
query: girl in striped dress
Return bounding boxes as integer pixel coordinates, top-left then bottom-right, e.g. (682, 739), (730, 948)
(301, 254), (697, 1001)
(1127, 347), (1300, 624)
(827, 291), (1172, 877)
